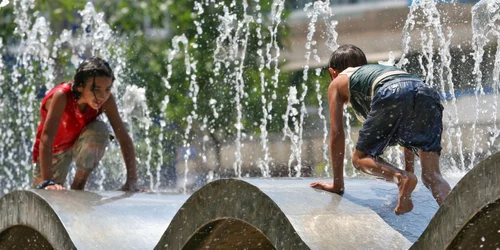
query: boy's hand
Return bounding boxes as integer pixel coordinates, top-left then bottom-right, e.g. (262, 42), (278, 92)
(310, 181), (345, 195)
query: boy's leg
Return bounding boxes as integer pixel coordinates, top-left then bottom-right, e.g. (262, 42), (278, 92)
(397, 81), (449, 204)
(403, 147), (416, 173)
(71, 120), (110, 190)
(352, 149), (417, 215)
(32, 150), (73, 188)
(418, 150), (451, 205)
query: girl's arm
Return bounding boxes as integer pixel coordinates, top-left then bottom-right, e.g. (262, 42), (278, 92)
(102, 94), (138, 191)
(39, 90), (67, 190)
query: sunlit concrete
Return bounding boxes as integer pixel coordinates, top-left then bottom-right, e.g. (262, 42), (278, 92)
(1, 152), (498, 249)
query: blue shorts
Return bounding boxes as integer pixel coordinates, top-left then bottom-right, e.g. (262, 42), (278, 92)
(356, 79), (443, 157)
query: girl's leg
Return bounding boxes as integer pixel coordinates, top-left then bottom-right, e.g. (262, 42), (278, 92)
(32, 150), (72, 187)
(352, 149), (418, 215)
(71, 169), (93, 190)
(71, 120), (110, 190)
(419, 150), (451, 205)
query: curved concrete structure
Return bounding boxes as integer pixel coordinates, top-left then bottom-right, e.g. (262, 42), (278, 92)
(410, 152), (500, 250)
(0, 179), (414, 250)
(0, 190), (73, 249)
(0, 190), (190, 249)
(1, 152), (499, 249)
(155, 178), (412, 250)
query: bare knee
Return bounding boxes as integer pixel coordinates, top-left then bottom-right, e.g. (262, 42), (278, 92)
(352, 152), (369, 171)
(351, 154), (360, 170)
(85, 120), (109, 135)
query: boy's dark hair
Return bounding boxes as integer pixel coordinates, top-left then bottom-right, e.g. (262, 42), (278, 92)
(72, 57), (115, 100)
(328, 44), (367, 73)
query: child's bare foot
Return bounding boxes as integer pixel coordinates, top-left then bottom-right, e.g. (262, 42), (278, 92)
(394, 173), (417, 215)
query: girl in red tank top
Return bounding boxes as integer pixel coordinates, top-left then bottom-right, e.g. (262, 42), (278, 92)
(33, 83), (101, 161)
(32, 57), (139, 191)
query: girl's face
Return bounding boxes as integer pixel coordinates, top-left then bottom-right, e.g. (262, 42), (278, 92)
(77, 76), (113, 110)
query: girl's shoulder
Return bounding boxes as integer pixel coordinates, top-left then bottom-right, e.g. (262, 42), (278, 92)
(46, 83), (73, 99)
(55, 82), (72, 92)
(46, 82), (71, 94)
(41, 83), (73, 110)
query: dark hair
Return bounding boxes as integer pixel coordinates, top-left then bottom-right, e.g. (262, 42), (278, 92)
(72, 57), (115, 100)
(328, 44), (367, 73)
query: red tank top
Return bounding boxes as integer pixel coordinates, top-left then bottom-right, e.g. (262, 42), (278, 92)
(33, 83), (102, 162)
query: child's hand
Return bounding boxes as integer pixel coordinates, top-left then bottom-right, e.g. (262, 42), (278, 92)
(36, 180), (66, 190)
(44, 184), (66, 190)
(120, 179), (141, 192)
(310, 181), (344, 195)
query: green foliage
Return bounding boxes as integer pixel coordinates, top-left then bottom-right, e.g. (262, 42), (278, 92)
(0, 7), (15, 43)
(0, 0), (84, 44)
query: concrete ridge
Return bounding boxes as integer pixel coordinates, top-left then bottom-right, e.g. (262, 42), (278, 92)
(1, 151), (499, 249)
(155, 178), (411, 249)
(0, 190), (190, 249)
(155, 178), (308, 249)
(0, 190), (75, 249)
(410, 151), (500, 249)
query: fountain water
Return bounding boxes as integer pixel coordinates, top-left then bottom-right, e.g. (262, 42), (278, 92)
(0, 1), (152, 193)
(282, 0), (334, 177)
(1, 0), (55, 193)
(471, 0), (500, 168)
(0, 0), (499, 195)
(397, 0), (466, 172)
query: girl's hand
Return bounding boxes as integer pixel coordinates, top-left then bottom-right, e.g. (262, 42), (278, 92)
(120, 179), (143, 192)
(45, 184), (66, 190)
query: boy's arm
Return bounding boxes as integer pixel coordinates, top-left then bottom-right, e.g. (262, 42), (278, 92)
(403, 147), (415, 173)
(310, 77), (348, 194)
(328, 79), (346, 193)
(38, 90), (67, 190)
(102, 94), (138, 191)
